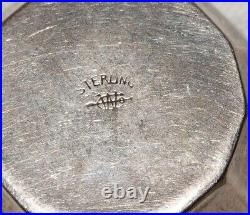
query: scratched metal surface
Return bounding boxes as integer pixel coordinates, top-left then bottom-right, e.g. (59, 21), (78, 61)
(2, 3), (245, 212)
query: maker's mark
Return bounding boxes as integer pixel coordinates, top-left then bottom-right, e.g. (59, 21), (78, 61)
(86, 92), (132, 110)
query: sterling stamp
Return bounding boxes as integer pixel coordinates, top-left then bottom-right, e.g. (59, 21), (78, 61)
(77, 74), (134, 95)
(77, 74), (134, 110)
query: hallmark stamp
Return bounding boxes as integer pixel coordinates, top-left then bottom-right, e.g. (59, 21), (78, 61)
(77, 74), (134, 110)
(86, 92), (132, 110)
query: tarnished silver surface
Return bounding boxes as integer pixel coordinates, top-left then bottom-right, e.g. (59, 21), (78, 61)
(2, 3), (245, 212)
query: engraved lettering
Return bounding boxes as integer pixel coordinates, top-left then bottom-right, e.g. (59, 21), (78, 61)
(119, 76), (127, 85)
(110, 75), (119, 84)
(84, 80), (92, 89)
(91, 77), (100, 86)
(81, 74), (133, 90)
(101, 74), (108, 85)
(128, 81), (133, 88)
(78, 74), (134, 109)
(76, 88), (85, 95)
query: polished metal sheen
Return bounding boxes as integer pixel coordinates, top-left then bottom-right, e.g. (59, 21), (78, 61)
(2, 3), (245, 212)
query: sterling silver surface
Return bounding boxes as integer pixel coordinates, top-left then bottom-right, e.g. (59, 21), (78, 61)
(2, 3), (245, 212)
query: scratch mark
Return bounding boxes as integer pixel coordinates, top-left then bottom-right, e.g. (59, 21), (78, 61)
(28, 25), (57, 38)
(186, 84), (191, 96)
(63, 66), (83, 71)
